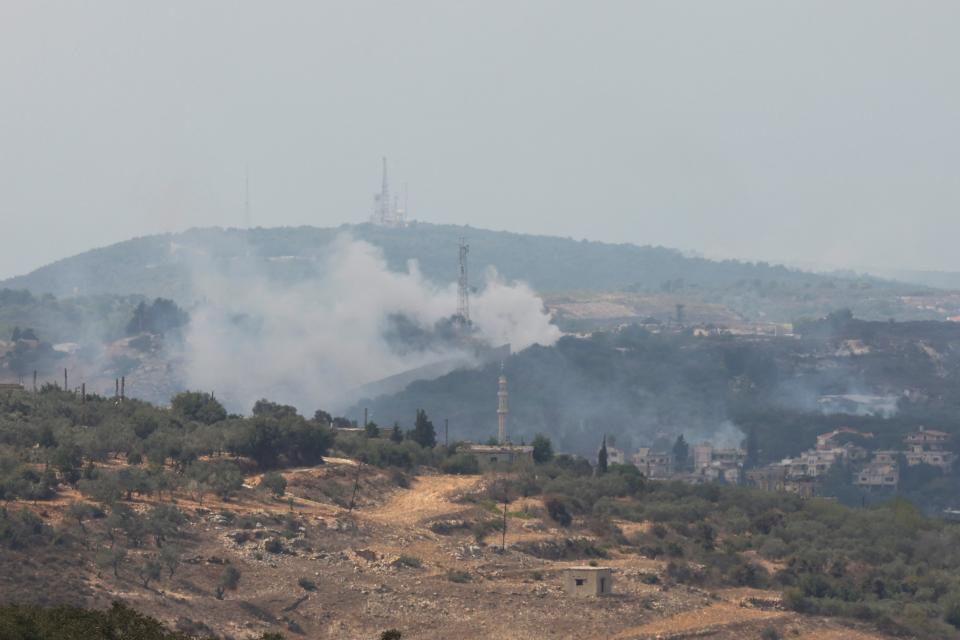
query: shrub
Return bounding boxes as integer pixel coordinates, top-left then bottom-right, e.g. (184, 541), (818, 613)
(545, 497), (572, 527)
(760, 627), (780, 640)
(0, 508), (53, 549)
(380, 630), (402, 640)
(757, 538), (790, 560)
(260, 472), (287, 498)
(0, 601), (256, 640)
(440, 453), (479, 475)
(512, 538), (608, 560)
(138, 558), (162, 588)
(782, 588), (811, 613)
(264, 538), (284, 554)
(637, 545), (664, 558)
(429, 520), (468, 535)
(230, 531), (252, 545)
(215, 566), (241, 600)
(446, 570), (471, 583)
(336, 435), (431, 471)
(471, 519), (503, 543)
(531, 434), (553, 463)
(702, 553), (769, 588)
(665, 560), (701, 585)
(389, 468), (410, 488)
(298, 577), (317, 591)
(730, 561), (769, 588)
(171, 391), (226, 425)
(944, 598), (960, 630)
(394, 555), (422, 569)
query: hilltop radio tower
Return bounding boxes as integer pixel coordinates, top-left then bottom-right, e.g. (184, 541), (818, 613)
(244, 165), (251, 229)
(456, 237), (470, 324)
(370, 157), (407, 227)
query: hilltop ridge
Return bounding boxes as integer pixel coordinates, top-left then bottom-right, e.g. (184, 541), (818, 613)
(2, 223), (846, 301)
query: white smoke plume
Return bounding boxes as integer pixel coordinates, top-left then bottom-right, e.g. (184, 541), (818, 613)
(180, 235), (560, 414)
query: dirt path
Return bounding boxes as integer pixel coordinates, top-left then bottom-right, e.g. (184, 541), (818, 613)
(362, 474), (480, 527)
(794, 630), (886, 640)
(609, 602), (787, 639)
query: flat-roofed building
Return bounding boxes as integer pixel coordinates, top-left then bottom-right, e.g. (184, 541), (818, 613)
(632, 448), (673, 479)
(563, 566), (613, 597)
(855, 462), (899, 490)
(903, 427), (954, 471)
(461, 443), (534, 471)
(605, 446), (625, 466)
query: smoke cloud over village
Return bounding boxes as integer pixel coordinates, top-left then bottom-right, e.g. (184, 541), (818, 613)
(179, 235), (560, 414)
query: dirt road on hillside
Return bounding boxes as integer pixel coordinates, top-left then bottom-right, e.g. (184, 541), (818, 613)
(610, 602), (786, 639)
(362, 474), (480, 526)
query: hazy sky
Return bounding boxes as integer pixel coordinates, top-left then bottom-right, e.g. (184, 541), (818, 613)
(2, 1), (959, 280)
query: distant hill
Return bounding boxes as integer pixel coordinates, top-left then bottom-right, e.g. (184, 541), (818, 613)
(863, 268), (960, 291)
(2, 223), (844, 301)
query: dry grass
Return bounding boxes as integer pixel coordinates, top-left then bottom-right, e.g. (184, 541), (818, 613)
(0, 466), (898, 640)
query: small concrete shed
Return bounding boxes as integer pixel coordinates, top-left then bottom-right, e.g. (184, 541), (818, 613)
(563, 566), (613, 597)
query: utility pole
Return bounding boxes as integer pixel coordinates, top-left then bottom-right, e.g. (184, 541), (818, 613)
(121, 376), (125, 401)
(32, 370), (36, 394)
(501, 493), (508, 552)
(64, 368), (67, 391)
(445, 418), (449, 447)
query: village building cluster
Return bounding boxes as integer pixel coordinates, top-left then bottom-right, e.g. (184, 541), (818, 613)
(750, 426), (954, 496)
(609, 426), (954, 496)
(611, 443), (746, 484)
(350, 359), (954, 501)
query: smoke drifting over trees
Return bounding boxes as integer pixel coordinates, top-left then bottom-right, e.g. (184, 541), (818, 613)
(180, 235), (560, 413)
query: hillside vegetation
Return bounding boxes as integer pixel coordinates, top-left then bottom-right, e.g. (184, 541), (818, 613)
(0, 288), (142, 345)
(3, 388), (959, 638)
(5, 223), (953, 333)
(356, 317), (960, 458)
(1, 223), (865, 300)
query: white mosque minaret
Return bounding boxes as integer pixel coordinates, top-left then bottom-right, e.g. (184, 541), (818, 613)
(458, 363), (533, 470)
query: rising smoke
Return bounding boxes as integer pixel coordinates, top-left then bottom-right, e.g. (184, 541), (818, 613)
(179, 234), (560, 414)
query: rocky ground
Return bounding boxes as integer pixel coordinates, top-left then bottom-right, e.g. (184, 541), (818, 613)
(1, 461), (892, 640)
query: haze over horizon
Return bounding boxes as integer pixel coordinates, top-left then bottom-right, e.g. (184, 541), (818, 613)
(3, 1), (959, 280)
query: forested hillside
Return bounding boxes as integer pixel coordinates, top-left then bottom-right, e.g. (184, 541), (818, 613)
(354, 318), (960, 464)
(2, 223), (848, 300)
(0, 288), (142, 345)
(4, 387), (960, 638)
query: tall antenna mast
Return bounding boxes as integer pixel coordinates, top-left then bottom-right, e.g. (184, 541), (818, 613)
(244, 165), (251, 229)
(457, 237), (470, 324)
(375, 156), (391, 225)
(369, 157), (408, 227)
(397, 181), (408, 227)
(381, 156), (389, 215)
